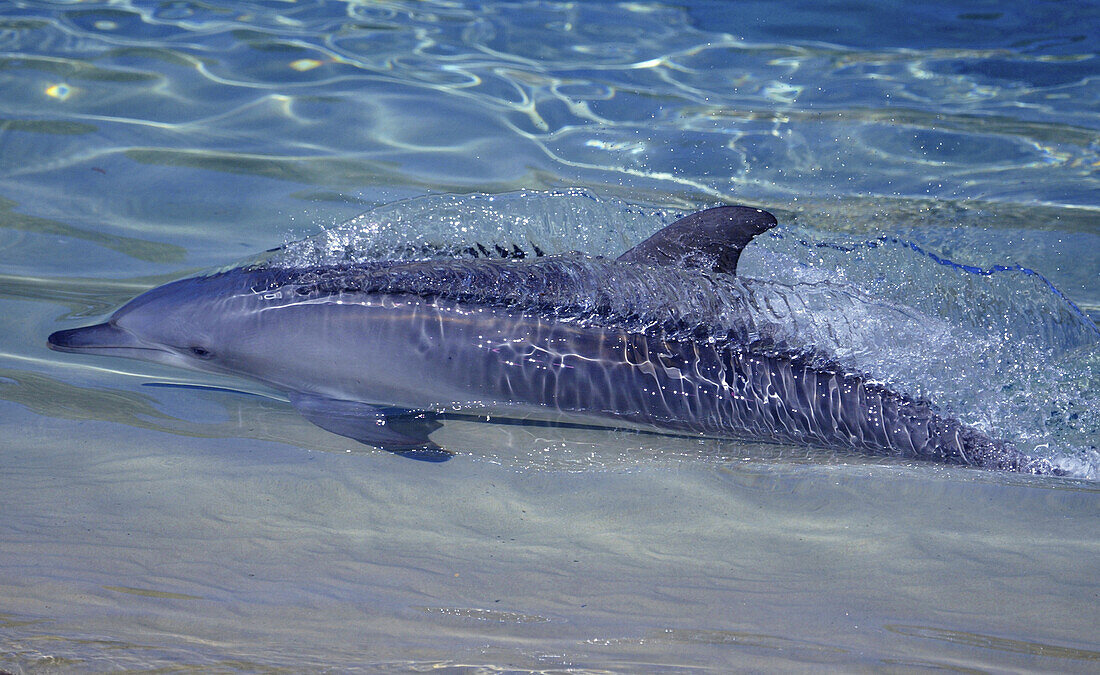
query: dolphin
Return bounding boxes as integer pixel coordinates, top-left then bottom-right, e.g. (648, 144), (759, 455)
(48, 205), (1055, 473)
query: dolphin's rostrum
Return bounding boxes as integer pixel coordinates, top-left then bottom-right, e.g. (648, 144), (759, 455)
(48, 205), (1055, 472)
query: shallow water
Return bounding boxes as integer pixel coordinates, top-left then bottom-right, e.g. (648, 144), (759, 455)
(1, 0), (1098, 671)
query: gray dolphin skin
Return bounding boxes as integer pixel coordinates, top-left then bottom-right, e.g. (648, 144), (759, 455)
(48, 206), (1056, 472)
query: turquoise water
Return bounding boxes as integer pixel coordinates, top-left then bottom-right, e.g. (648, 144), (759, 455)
(2, 0), (1099, 671)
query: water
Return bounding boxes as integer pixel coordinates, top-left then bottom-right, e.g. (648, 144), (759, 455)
(2, 0), (1098, 671)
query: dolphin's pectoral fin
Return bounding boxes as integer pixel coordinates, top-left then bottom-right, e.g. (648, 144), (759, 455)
(288, 393), (452, 462)
(616, 205), (777, 275)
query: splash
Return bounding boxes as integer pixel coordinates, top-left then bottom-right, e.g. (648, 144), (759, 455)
(741, 225), (1100, 478)
(269, 189), (678, 266)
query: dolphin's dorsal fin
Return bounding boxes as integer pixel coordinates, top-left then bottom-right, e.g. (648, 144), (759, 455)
(616, 205), (777, 275)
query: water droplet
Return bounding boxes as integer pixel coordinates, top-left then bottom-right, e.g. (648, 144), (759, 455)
(289, 59), (323, 72)
(45, 83), (72, 100)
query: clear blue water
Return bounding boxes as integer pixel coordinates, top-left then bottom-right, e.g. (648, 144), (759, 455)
(1, 0), (1098, 671)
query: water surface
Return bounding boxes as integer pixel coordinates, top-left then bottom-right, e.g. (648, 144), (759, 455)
(1, 0), (1098, 671)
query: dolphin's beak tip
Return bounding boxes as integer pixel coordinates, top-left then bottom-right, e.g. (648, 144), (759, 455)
(48, 327), (81, 352)
(47, 323), (119, 353)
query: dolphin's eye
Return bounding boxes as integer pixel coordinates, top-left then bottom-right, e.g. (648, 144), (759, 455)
(189, 345), (213, 359)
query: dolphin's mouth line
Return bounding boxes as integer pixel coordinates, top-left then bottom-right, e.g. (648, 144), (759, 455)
(47, 341), (167, 356)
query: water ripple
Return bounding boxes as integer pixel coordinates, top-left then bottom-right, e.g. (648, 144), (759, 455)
(0, 0), (1094, 206)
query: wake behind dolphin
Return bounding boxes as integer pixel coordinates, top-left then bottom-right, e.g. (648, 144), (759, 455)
(48, 203), (1061, 473)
